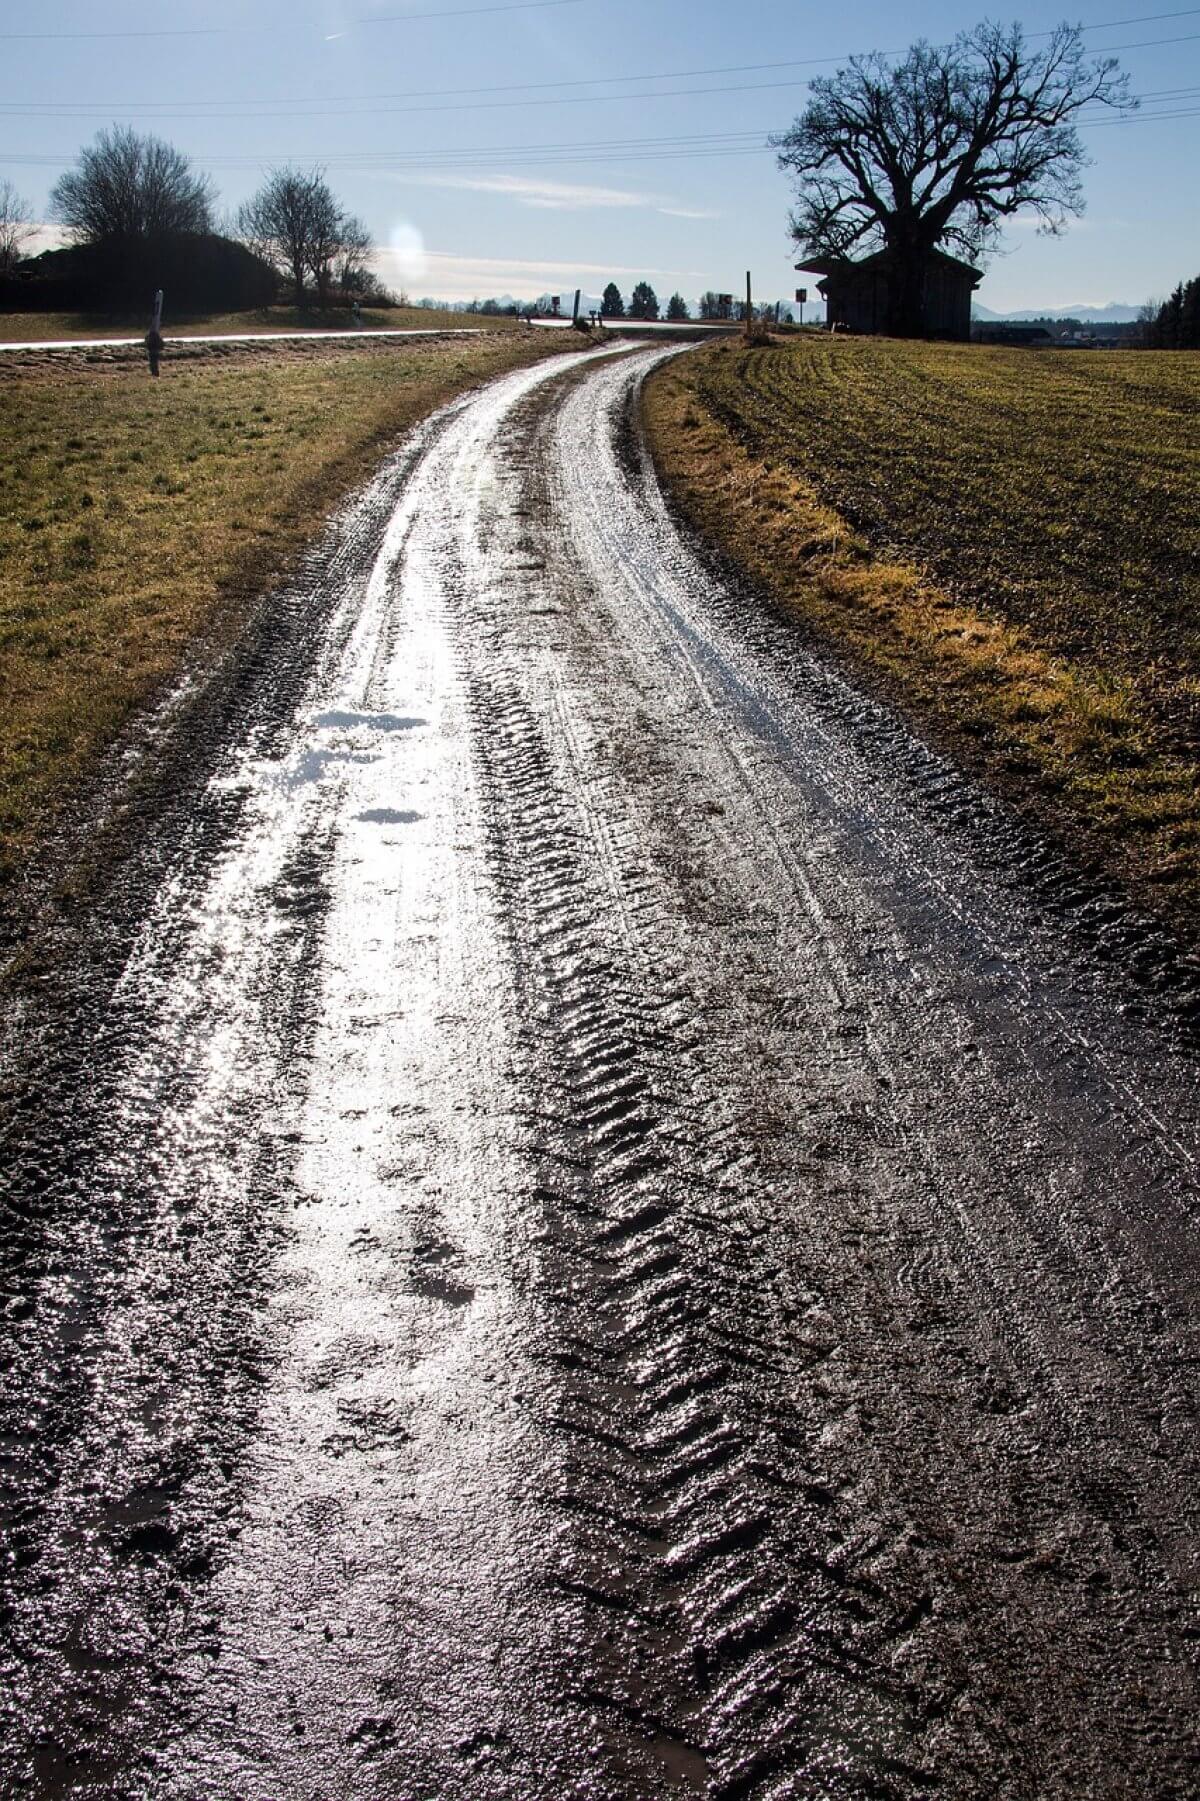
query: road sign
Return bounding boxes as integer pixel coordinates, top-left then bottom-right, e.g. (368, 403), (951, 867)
(795, 288), (807, 304)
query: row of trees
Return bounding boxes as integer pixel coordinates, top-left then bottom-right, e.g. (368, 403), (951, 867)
(1142, 279), (1200, 350)
(600, 281), (689, 321)
(2, 126), (382, 309)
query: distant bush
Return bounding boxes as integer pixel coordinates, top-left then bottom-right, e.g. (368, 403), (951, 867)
(1, 233), (278, 315)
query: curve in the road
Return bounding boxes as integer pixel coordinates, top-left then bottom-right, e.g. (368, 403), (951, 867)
(1, 344), (1197, 1800)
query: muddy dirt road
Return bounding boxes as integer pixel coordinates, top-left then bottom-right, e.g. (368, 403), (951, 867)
(2, 345), (1199, 1798)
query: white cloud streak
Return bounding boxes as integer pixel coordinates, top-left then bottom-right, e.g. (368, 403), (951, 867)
(392, 171), (668, 210)
(372, 245), (711, 297)
(389, 171), (720, 219)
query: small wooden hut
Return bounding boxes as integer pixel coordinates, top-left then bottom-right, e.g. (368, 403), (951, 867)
(796, 249), (982, 341)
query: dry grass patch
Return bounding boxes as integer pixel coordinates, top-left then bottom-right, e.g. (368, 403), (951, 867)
(0, 332), (558, 878)
(0, 303), (521, 342)
(644, 340), (1200, 931)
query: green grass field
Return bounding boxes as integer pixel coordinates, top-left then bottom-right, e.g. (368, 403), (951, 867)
(0, 303), (520, 342)
(0, 331), (554, 885)
(645, 336), (1200, 931)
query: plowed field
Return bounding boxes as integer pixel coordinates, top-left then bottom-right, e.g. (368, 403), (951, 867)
(644, 336), (1200, 932)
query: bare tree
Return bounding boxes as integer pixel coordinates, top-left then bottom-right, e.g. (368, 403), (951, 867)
(306, 181), (346, 309)
(0, 179), (35, 273)
(772, 22), (1134, 337)
(239, 168), (370, 310)
(1137, 297), (1162, 347)
(334, 214), (373, 300)
(238, 169), (316, 305)
(49, 126), (215, 243)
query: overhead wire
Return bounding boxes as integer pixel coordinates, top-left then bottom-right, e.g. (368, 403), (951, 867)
(2, 37), (1199, 124)
(0, 0), (582, 41)
(3, 7), (1199, 112)
(0, 7), (1195, 176)
(1, 93), (1194, 181)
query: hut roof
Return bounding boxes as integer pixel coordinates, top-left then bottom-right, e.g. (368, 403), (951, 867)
(795, 248), (983, 286)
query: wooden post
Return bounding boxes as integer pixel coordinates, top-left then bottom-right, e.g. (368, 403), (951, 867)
(572, 287), (581, 324)
(745, 269), (752, 336)
(146, 288), (164, 377)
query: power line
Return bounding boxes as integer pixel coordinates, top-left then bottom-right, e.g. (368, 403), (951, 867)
(1073, 6), (1200, 25)
(0, 26), (224, 40)
(3, 96), (1195, 182)
(0, 79), (837, 122)
(0, 0), (581, 41)
(0, 56), (882, 114)
(5, 11), (1199, 108)
(4, 38), (1199, 125)
(356, 0), (584, 21)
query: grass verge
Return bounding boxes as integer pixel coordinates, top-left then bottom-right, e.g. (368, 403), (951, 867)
(0, 303), (522, 342)
(643, 337), (1200, 937)
(0, 330), (561, 887)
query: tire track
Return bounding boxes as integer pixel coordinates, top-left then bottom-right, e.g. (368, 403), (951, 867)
(447, 380), (955, 1797)
(447, 353), (1200, 1795)
(3, 342), (1198, 1799)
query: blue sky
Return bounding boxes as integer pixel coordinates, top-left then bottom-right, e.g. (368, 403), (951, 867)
(2, 1), (1198, 311)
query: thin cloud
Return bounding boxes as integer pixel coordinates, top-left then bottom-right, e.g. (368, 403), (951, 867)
(372, 246), (711, 297)
(658, 205), (721, 220)
(394, 171), (667, 210)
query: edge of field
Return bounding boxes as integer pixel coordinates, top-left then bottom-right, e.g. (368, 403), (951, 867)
(0, 304), (521, 342)
(0, 330), (576, 954)
(642, 344), (1200, 950)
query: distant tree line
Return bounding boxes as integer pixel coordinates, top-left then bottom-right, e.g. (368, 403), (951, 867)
(601, 281), (689, 321)
(1142, 278), (1200, 349)
(0, 126), (390, 315)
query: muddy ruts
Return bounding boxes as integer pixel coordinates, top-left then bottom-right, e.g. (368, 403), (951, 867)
(464, 684), (941, 1798)
(453, 418), (947, 1796)
(453, 353), (1200, 1797)
(2, 341), (1199, 1801)
(0, 406), (459, 1792)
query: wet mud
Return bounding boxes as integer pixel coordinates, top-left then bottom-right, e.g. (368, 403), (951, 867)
(1, 346), (1198, 1798)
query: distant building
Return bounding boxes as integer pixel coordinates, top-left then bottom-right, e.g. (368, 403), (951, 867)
(795, 248), (982, 341)
(972, 323), (1055, 347)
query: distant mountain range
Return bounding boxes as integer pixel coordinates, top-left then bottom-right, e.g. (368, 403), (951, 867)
(416, 291), (1145, 326)
(972, 302), (1142, 323)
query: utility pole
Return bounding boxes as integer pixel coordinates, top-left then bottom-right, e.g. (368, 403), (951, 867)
(572, 287), (581, 325)
(745, 269), (752, 337)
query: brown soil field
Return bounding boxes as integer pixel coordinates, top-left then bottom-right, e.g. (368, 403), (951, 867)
(644, 335), (1200, 939)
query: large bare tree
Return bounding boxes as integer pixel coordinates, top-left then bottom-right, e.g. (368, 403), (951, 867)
(772, 22), (1134, 336)
(0, 179), (35, 273)
(49, 127), (215, 243)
